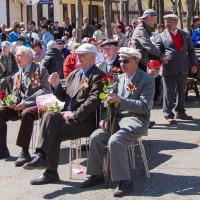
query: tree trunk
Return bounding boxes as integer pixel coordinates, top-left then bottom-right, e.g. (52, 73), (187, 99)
(171, 0), (178, 14)
(178, 0), (183, 29)
(119, 0), (124, 22)
(186, 0), (193, 34)
(76, 0), (83, 43)
(148, 0), (153, 9)
(103, 0), (113, 39)
(158, 0), (164, 24)
(137, 0), (143, 16)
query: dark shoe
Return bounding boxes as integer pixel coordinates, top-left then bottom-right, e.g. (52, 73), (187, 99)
(0, 147), (10, 159)
(30, 170), (60, 185)
(81, 175), (104, 188)
(113, 180), (133, 197)
(15, 150), (31, 167)
(23, 155), (48, 170)
(164, 116), (177, 124)
(148, 121), (155, 128)
(175, 113), (193, 120)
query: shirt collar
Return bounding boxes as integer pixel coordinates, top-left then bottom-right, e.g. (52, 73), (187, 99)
(124, 71), (137, 82)
(105, 55), (117, 65)
(81, 64), (94, 76)
(22, 62), (32, 73)
(170, 28), (178, 35)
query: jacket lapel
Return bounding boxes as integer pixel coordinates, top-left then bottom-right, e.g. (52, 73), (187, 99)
(165, 30), (178, 51)
(124, 69), (141, 99)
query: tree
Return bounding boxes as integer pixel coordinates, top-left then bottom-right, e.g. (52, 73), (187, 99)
(103, 0), (113, 39)
(178, 0), (183, 29)
(75, 0), (83, 43)
(158, 0), (164, 24)
(186, 0), (195, 33)
(119, 0), (124, 22)
(148, 0), (153, 8)
(137, 0), (143, 16)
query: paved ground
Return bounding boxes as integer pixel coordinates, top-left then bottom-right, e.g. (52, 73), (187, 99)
(0, 94), (200, 200)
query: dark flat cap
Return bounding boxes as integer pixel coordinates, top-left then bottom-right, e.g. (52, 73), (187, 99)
(55, 39), (65, 44)
(40, 17), (46, 20)
(99, 39), (118, 47)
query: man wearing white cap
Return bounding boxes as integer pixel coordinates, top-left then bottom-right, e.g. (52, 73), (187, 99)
(24, 43), (106, 185)
(82, 47), (155, 197)
(156, 14), (198, 124)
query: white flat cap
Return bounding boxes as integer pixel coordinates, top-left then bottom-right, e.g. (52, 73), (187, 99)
(75, 43), (97, 54)
(47, 40), (57, 50)
(164, 14), (179, 21)
(118, 47), (142, 59)
(1, 41), (12, 51)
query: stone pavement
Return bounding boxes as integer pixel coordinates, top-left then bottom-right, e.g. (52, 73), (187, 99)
(0, 95), (200, 200)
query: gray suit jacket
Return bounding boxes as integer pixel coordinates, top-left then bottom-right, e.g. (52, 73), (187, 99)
(131, 22), (162, 66)
(156, 29), (198, 76)
(12, 62), (51, 107)
(116, 68), (155, 136)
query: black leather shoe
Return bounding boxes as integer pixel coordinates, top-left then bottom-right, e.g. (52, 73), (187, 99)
(15, 150), (31, 167)
(175, 113), (193, 120)
(81, 175), (104, 188)
(114, 180), (133, 197)
(148, 121), (155, 128)
(30, 170), (60, 185)
(23, 155), (48, 170)
(0, 148), (10, 159)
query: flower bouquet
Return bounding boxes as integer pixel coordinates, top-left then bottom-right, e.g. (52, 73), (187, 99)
(38, 101), (61, 115)
(99, 74), (116, 134)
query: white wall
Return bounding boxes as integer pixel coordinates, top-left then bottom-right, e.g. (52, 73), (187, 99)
(9, 1), (21, 26)
(0, 0), (7, 25)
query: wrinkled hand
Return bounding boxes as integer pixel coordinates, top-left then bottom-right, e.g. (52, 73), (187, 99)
(14, 102), (26, 111)
(160, 56), (168, 65)
(106, 93), (121, 107)
(48, 72), (60, 86)
(99, 120), (108, 130)
(191, 65), (198, 74)
(62, 111), (75, 121)
(0, 63), (6, 73)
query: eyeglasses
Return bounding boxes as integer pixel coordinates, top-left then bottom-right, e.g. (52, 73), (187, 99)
(119, 59), (129, 64)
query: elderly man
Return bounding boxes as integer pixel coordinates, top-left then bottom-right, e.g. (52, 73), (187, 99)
(81, 47), (155, 197)
(99, 39), (122, 74)
(156, 14), (198, 124)
(0, 46), (51, 165)
(23, 44), (106, 185)
(131, 9), (167, 72)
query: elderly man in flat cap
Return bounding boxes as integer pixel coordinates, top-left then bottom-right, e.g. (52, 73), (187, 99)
(81, 47), (155, 197)
(99, 39), (122, 75)
(24, 43), (106, 185)
(131, 9), (168, 72)
(156, 14), (198, 124)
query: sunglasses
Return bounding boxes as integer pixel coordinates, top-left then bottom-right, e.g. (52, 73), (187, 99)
(119, 59), (129, 64)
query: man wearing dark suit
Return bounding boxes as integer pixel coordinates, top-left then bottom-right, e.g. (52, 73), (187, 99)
(81, 47), (155, 197)
(23, 44), (106, 185)
(0, 46), (51, 166)
(53, 21), (63, 40)
(156, 14), (198, 124)
(63, 17), (73, 38)
(98, 39), (122, 75)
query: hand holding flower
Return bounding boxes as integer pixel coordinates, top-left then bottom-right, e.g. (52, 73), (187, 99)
(99, 119), (108, 130)
(62, 111), (75, 121)
(106, 93), (121, 107)
(14, 102), (26, 111)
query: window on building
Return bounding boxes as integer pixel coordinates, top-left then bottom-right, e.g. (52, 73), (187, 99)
(63, 4), (68, 20)
(48, 4), (54, 23)
(27, 5), (32, 23)
(71, 4), (76, 27)
(88, 5), (99, 24)
(37, 4), (43, 25)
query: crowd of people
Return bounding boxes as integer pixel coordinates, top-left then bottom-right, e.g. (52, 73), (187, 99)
(0, 9), (199, 198)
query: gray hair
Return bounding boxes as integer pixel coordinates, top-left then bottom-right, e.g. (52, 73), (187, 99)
(15, 46), (33, 59)
(1, 41), (12, 51)
(47, 40), (57, 50)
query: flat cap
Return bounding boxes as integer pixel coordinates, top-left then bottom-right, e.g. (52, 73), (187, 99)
(1, 41), (12, 50)
(139, 9), (157, 20)
(164, 14), (179, 21)
(118, 47), (142, 59)
(18, 35), (26, 41)
(40, 17), (46, 20)
(99, 39), (118, 47)
(75, 43), (97, 54)
(55, 39), (64, 44)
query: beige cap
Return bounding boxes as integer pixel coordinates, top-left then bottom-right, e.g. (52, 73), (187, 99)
(118, 47), (142, 59)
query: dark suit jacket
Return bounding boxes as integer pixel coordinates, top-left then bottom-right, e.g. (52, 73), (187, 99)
(98, 55), (122, 75)
(156, 29), (198, 76)
(53, 65), (106, 123)
(53, 26), (63, 40)
(12, 62), (51, 107)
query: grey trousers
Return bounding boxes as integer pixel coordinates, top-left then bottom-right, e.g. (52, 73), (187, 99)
(87, 128), (140, 181)
(162, 74), (187, 117)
